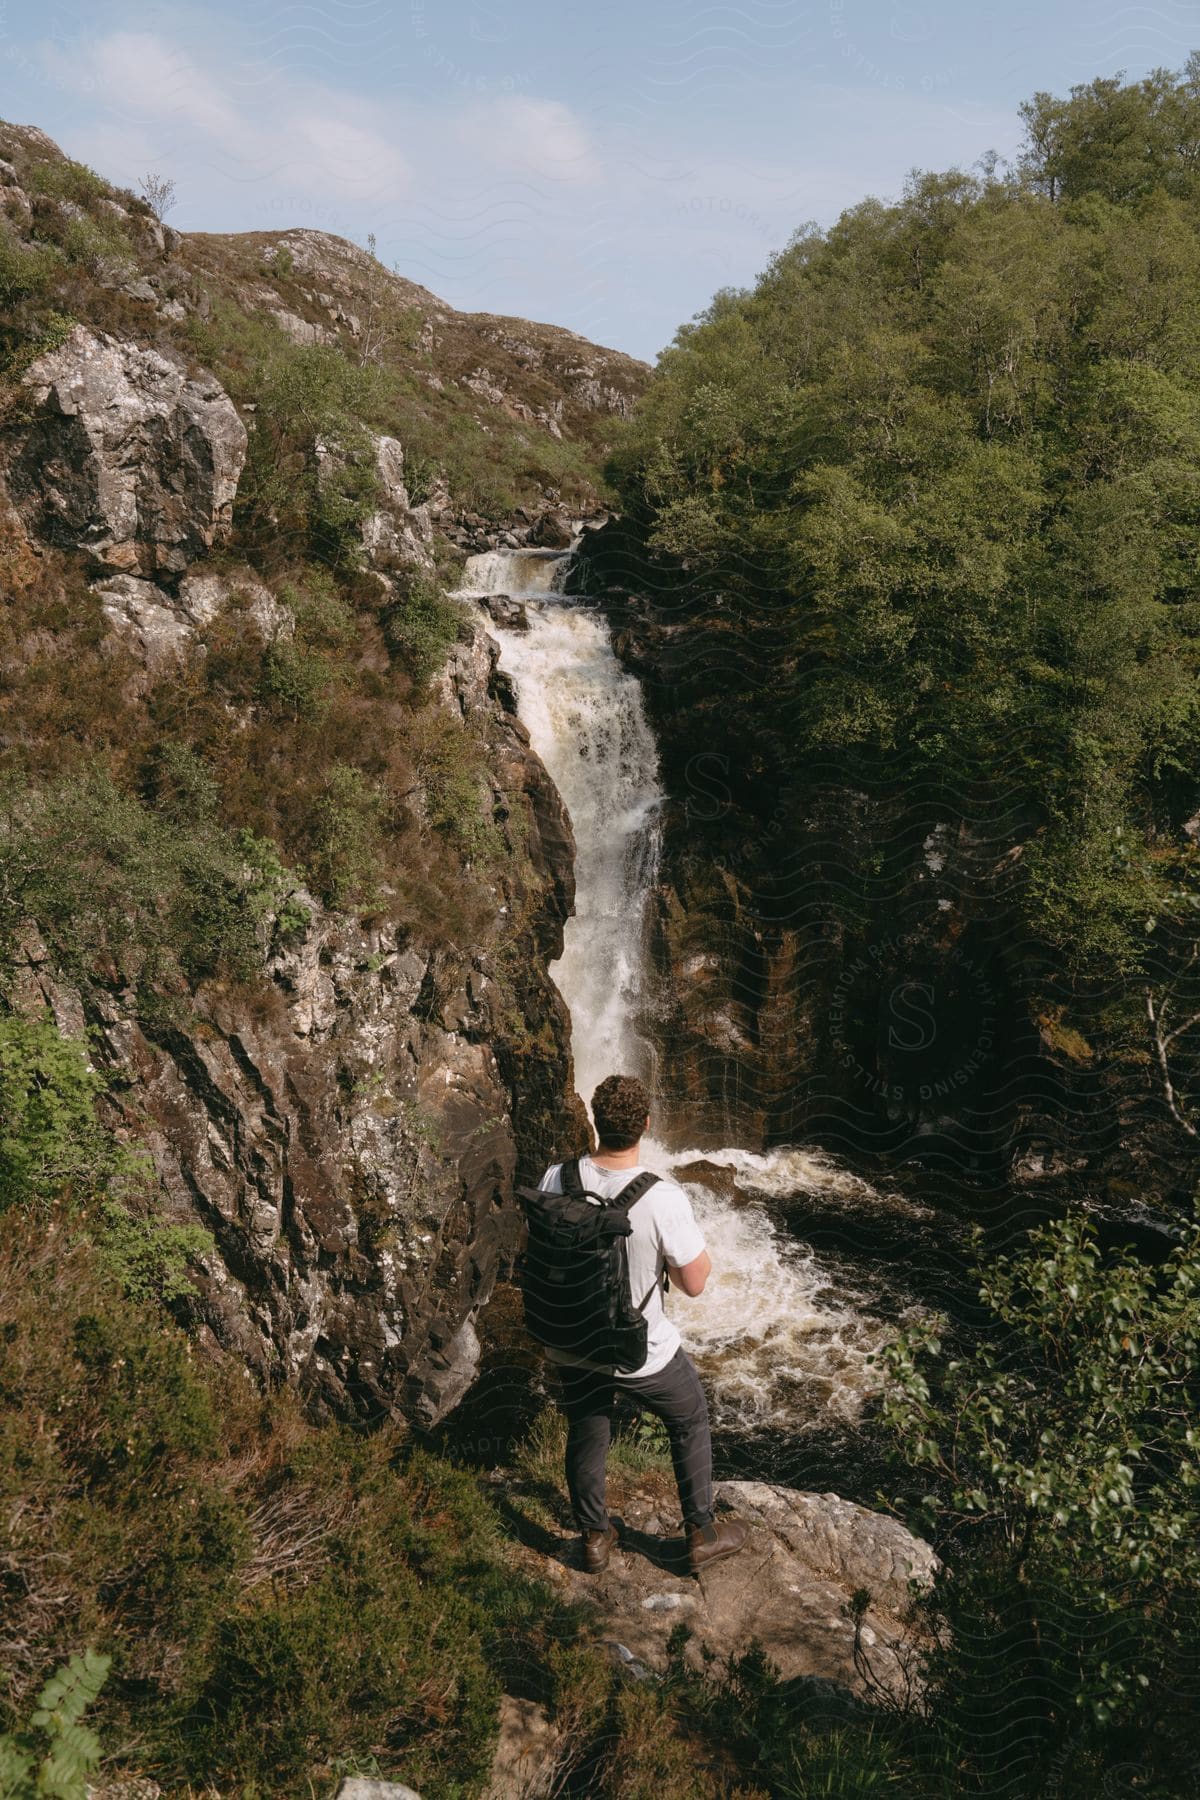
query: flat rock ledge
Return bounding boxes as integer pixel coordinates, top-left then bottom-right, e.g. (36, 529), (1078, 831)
(538, 1479), (937, 1699)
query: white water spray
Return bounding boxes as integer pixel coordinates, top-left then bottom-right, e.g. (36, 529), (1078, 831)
(458, 548), (903, 1430)
(458, 548), (663, 1107)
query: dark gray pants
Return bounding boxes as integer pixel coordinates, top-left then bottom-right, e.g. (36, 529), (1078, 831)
(556, 1346), (714, 1531)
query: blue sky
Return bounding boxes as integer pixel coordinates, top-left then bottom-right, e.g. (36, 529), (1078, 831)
(3, 0), (1198, 360)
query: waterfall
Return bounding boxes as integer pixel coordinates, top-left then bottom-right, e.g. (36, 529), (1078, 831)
(458, 547), (907, 1432)
(457, 547), (663, 1108)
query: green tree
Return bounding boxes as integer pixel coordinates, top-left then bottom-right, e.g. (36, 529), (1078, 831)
(880, 1214), (1200, 1787)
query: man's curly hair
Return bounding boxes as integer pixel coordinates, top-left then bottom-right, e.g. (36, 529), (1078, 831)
(592, 1074), (650, 1151)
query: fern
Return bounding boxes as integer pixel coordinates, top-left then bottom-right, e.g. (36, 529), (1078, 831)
(0, 1739), (35, 1800)
(0, 1652), (110, 1800)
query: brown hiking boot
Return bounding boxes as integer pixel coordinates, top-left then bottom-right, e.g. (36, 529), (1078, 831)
(581, 1519), (620, 1573)
(686, 1514), (748, 1576)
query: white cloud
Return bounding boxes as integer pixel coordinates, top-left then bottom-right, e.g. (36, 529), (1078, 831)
(35, 28), (412, 209)
(473, 95), (599, 182)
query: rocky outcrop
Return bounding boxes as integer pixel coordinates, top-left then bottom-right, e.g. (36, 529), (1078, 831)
(510, 1478), (936, 1702)
(11, 326), (246, 578)
(359, 434), (435, 572)
(0, 117), (638, 1431)
(8, 615), (580, 1426)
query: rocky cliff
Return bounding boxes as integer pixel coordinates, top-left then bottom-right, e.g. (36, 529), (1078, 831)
(0, 120), (646, 1425)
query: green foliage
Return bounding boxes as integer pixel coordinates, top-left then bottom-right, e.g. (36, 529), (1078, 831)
(0, 1211), (591, 1797)
(279, 566), (356, 649)
(26, 159), (111, 209)
(91, 1201), (211, 1305)
(235, 827), (312, 944)
(610, 58), (1200, 1006)
(0, 1652), (111, 1800)
(304, 761), (388, 910)
(257, 635), (335, 720)
(382, 575), (463, 688)
(879, 1213), (1200, 1784)
(1020, 56), (1200, 204)
(0, 770), (300, 995)
(0, 223), (57, 308)
(0, 1015), (120, 1212)
(56, 214), (134, 282)
(236, 341), (383, 568)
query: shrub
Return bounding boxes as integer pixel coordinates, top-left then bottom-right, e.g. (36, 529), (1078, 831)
(258, 636), (334, 721)
(236, 343), (384, 568)
(26, 159), (111, 209)
(57, 213), (135, 283)
(382, 574), (462, 688)
(0, 1014), (121, 1211)
(0, 222), (57, 307)
(879, 1213), (1200, 1789)
(304, 761), (389, 910)
(91, 1199), (212, 1305)
(0, 770), (294, 993)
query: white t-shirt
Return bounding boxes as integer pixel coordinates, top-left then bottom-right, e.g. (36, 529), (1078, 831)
(537, 1153), (707, 1379)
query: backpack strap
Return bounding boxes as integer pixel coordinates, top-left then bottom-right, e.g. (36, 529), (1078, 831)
(610, 1171), (665, 1314)
(611, 1169), (659, 1215)
(560, 1156), (585, 1199)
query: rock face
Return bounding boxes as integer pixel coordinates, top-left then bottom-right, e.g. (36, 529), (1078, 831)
(514, 1479), (937, 1703)
(8, 615), (580, 1426)
(359, 434), (435, 572)
(12, 325), (247, 577)
(0, 119), (647, 1431)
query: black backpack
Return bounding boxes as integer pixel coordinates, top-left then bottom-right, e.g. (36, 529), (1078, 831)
(516, 1157), (663, 1373)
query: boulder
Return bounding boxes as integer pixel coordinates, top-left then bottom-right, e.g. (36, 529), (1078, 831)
(517, 1479), (937, 1703)
(177, 566), (293, 641)
(674, 1158), (742, 1202)
(480, 594), (528, 631)
(527, 509), (573, 550)
(359, 434), (434, 572)
(12, 325), (246, 577)
(93, 574), (193, 670)
(335, 1783), (423, 1800)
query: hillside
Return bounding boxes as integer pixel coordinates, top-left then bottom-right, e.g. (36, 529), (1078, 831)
(0, 116), (648, 1429)
(0, 119), (646, 536)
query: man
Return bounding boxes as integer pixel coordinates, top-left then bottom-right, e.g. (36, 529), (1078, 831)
(537, 1073), (748, 1576)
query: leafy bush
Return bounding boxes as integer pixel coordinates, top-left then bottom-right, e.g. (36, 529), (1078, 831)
(0, 222), (57, 307)
(304, 761), (389, 910)
(880, 1213), (1200, 1789)
(258, 636), (335, 721)
(0, 770), (298, 994)
(57, 213), (134, 283)
(91, 1199), (212, 1305)
(236, 342), (383, 568)
(0, 1014), (121, 1211)
(382, 574), (462, 689)
(26, 159), (111, 209)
